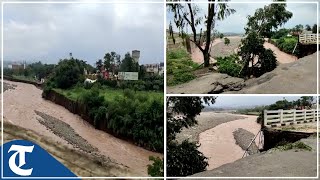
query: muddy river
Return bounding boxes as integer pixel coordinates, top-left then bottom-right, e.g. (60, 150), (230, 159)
(2, 80), (161, 176)
(198, 115), (261, 170)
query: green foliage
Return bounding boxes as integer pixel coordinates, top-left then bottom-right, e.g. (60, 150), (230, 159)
(147, 156), (164, 177)
(312, 24), (318, 33)
(239, 32), (277, 77)
(271, 28), (290, 39)
(120, 52), (139, 72)
(168, 2), (235, 67)
(48, 58), (92, 89)
(274, 141), (312, 151)
(216, 54), (242, 77)
(276, 36), (299, 55)
(167, 49), (198, 86)
(224, 37), (230, 45)
(245, 2), (292, 38)
(167, 141), (208, 176)
(167, 97), (216, 176)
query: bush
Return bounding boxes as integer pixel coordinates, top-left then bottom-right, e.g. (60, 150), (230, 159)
(147, 156), (164, 177)
(167, 141), (208, 176)
(216, 54), (242, 77)
(276, 37), (299, 55)
(167, 48), (198, 86)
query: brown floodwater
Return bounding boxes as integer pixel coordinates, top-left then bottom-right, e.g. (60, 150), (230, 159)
(198, 115), (261, 170)
(2, 80), (162, 176)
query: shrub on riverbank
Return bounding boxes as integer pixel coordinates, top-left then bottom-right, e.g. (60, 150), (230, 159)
(276, 36), (299, 55)
(167, 48), (198, 86)
(216, 54), (242, 77)
(50, 87), (164, 152)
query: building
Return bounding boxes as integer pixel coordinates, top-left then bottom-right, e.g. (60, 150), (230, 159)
(144, 62), (164, 76)
(132, 50), (140, 63)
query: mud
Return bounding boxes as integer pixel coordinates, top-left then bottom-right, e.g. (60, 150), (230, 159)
(2, 80), (161, 176)
(198, 115), (261, 170)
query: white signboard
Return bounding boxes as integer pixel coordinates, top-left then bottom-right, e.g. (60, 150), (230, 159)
(118, 72), (138, 80)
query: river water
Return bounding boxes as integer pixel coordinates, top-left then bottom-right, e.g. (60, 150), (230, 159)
(2, 80), (161, 176)
(198, 115), (261, 170)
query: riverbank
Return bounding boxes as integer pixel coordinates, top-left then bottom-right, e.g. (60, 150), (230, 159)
(2, 80), (161, 176)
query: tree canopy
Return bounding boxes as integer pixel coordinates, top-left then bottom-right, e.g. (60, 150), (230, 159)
(167, 96), (216, 176)
(168, 0), (235, 67)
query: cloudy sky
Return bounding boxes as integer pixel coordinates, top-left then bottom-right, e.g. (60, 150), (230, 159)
(2, 2), (164, 65)
(167, 1), (318, 34)
(209, 96), (317, 108)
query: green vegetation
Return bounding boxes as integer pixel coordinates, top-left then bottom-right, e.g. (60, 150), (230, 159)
(274, 141), (312, 151)
(224, 37), (230, 45)
(216, 54), (242, 77)
(168, 2), (235, 67)
(147, 156), (164, 177)
(276, 36), (298, 55)
(41, 53), (164, 153)
(4, 61), (56, 82)
(167, 48), (198, 86)
(53, 86), (162, 102)
(167, 97), (216, 176)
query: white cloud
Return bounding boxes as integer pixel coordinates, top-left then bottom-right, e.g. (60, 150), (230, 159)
(3, 2), (164, 65)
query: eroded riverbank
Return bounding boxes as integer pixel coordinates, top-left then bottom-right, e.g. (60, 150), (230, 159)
(2, 80), (161, 176)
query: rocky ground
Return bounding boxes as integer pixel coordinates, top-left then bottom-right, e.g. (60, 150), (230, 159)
(175, 112), (245, 143)
(233, 128), (260, 155)
(2, 82), (17, 92)
(190, 137), (317, 177)
(167, 52), (317, 94)
(2, 121), (133, 177)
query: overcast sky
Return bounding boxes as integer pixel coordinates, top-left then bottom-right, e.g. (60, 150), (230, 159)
(167, 1), (318, 34)
(209, 96), (316, 108)
(2, 2), (164, 65)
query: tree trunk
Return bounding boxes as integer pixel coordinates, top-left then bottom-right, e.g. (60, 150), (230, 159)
(203, 51), (210, 67)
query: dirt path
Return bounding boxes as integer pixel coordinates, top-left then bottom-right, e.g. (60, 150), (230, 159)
(263, 42), (297, 63)
(2, 80), (161, 176)
(198, 115), (261, 170)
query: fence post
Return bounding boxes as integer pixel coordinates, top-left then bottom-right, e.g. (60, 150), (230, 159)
(280, 109), (283, 124)
(313, 110), (315, 122)
(293, 109), (296, 124)
(264, 110), (267, 127)
(304, 109), (307, 122)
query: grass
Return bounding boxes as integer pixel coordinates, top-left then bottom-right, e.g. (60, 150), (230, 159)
(166, 48), (199, 86)
(12, 75), (37, 83)
(273, 141), (312, 152)
(53, 86), (163, 102)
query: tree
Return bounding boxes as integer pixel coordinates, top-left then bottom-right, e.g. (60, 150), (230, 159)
(104, 51), (120, 73)
(219, 33), (224, 39)
(245, 1), (293, 38)
(239, 1), (292, 78)
(96, 59), (103, 72)
(120, 52), (139, 72)
(312, 24), (318, 33)
(292, 24), (304, 33)
(305, 24), (311, 31)
(167, 96), (216, 176)
(224, 37), (230, 45)
(168, 1), (235, 67)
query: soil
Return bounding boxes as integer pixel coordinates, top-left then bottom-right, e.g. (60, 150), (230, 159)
(2, 80), (162, 176)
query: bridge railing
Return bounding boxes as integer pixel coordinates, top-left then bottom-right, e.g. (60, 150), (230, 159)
(299, 33), (319, 44)
(264, 109), (318, 127)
